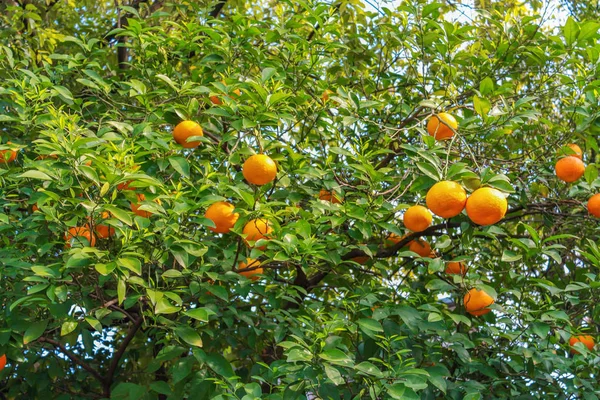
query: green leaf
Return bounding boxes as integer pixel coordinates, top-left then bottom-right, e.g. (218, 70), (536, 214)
(318, 349), (354, 367)
(174, 326), (203, 347)
(169, 156), (190, 178)
(388, 384), (419, 400)
(324, 364), (344, 385)
(18, 170), (52, 180)
(61, 321), (78, 336)
(103, 205), (133, 226)
(357, 318), (383, 333)
(479, 77), (494, 96)
(118, 257), (142, 275)
(563, 16), (580, 46)
(473, 95), (491, 118)
(149, 381), (172, 395)
(184, 307), (215, 322)
(24, 320), (48, 344)
(155, 297), (181, 314)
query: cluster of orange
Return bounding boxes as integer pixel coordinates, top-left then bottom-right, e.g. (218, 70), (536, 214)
(424, 115), (596, 351)
(555, 144), (600, 218)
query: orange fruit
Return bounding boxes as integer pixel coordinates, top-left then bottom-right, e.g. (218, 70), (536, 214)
(205, 201), (239, 233)
(558, 144), (583, 159)
(465, 187), (508, 226)
(238, 258), (263, 281)
(446, 261), (467, 275)
(426, 181), (467, 218)
(463, 288), (494, 316)
(172, 120), (203, 148)
(242, 154), (277, 185)
(403, 205), (432, 232)
(32, 203), (39, 212)
(64, 226), (97, 248)
(0, 354), (5, 371)
(408, 239), (431, 257)
(243, 218), (273, 250)
(588, 193), (600, 218)
(569, 335), (595, 354)
(319, 189), (342, 204)
(0, 145), (17, 163)
(322, 89), (333, 103)
(427, 113), (457, 140)
(95, 212), (115, 239)
(555, 156), (585, 183)
(131, 194), (154, 218)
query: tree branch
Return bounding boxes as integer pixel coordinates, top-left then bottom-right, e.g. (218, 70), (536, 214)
(103, 316), (144, 396)
(208, 0), (228, 19)
(38, 337), (106, 384)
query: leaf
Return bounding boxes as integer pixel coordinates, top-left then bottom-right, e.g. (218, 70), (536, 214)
(324, 364), (344, 385)
(118, 257), (142, 275)
(149, 381), (172, 396)
(18, 170), (52, 180)
(174, 326), (203, 347)
(388, 384), (419, 400)
(24, 320), (48, 344)
(356, 318), (383, 333)
(479, 77), (494, 96)
(103, 205), (133, 226)
(197, 352), (235, 378)
(501, 250), (522, 262)
(563, 16), (579, 46)
(53, 85), (74, 103)
(355, 361), (384, 377)
(261, 67), (277, 82)
(61, 321), (78, 336)
(169, 156), (190, 178)
(416, 162), (441, 181)
(155, 297), (181, 314)
(318, 349), (354, 367)
(473, 95), (491, 118)
(184, 307), (215, 322)
(584, 164), (598, 185)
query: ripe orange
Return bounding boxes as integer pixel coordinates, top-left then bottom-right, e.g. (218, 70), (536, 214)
(426, 181), (467, 218)
(131, 194), (153, 218)
(242, 218), (273, 250)
(588, 193), (600, 218)
(242, 154), (277, 185)
(408, 239), (431, 257)
(205, 201), (239, 233)
(463, 288), (494, 316)
(64, 226), (97, 248)
(427, 113), (457, 140)
(569, 335), (595, 354)
(95, 212), (115, 239)
(238, 258), (263, 281)
(0, 145), (17, 163)
(465, 187), (508, 226)
(172, 121), (203, 148)
(32, 203), (39, 212)
(403, 205), (432, 232)
(446, 261), (467, 275)
(319, 189), (342, 204)
(0, 354), (5, 371)
(555, 156), (585, 183)
(558, 143), (583, 159)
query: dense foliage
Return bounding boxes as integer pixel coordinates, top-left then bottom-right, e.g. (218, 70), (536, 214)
(0, 0), (598, 399)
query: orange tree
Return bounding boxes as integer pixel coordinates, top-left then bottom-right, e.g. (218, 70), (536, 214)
(0, 0), (599, 399)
